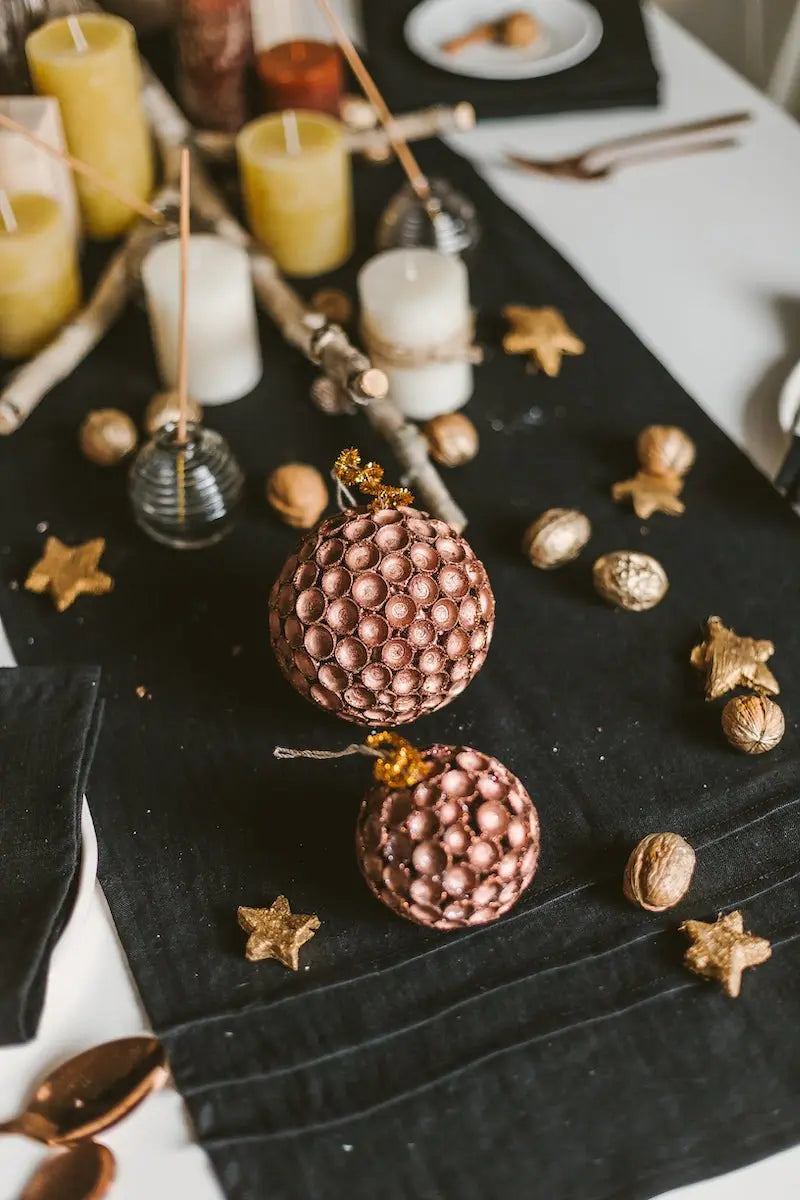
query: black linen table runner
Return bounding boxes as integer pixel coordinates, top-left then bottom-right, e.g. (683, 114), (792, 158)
(0, 665), (102, 1044)
(1, 142), (799, 1198)
(363, 0), (660, 119)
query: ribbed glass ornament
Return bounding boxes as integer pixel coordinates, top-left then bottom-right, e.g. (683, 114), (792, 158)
(128, 422), (244, 549)
(376, 177), (480, 258)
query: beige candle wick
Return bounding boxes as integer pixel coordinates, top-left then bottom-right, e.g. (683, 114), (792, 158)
(176, 147), (190, 446)
(282, 109), (302, 155)
(67, 15), (89, 53)
(315, 0), (432, 203)
(0, 189), (18, 234)
(0, 112), (164, 226)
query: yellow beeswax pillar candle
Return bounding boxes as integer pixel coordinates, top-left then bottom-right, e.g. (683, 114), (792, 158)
(26, 13), (153, 240)
(0, 192), (81, 360)
(237, 110), (353, 277)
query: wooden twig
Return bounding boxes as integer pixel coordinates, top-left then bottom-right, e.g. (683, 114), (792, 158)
(315, 0), (432, 202)
(194, 102), (477, 164)
(0, 29), (467, 530)
(176, 147), (190, 445)
(0, 111), (164, 225)
(0, 205), (171, 435)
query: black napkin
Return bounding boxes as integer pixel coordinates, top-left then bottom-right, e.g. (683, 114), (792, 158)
(0, 666), (102, 1045)
(1, 139), (800, 1197)
(364, 0), (659, 119)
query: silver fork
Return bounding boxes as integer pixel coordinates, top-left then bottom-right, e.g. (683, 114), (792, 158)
(507, 111), (752, 181)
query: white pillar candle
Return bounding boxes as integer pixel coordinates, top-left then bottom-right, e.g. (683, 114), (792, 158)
(357, 247), (473, 421)
(141, 234), (262, 406)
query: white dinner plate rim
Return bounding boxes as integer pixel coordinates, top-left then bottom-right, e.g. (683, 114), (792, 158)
(404, 0), (604, 81)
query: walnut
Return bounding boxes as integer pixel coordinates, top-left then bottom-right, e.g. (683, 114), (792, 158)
(79, 409), (138, 466)
(266, 463), (328, 529)
(143, 390), (203, 436)
(636, 425), (696, 477)
(423, 412), (479, 468)
(721, 693), (785, 754)
(623, 833), (696, 912)
(310, 288), (352, 325)
(522, 508), (591, 570)
(593, 551), (668, 611)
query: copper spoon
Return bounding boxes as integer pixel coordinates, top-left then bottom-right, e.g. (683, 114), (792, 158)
(21, 1141), (116, 1200)
(21, 1142), (116, 1200)
(0, 1036), (168, 1145)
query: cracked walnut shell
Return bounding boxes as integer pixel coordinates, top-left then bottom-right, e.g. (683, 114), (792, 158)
(424, 413), (479, 467)
(522, 508), (591, 569)
(623, 833), (696, 912)
(266, 463), (329, 530)
(721, 693), (785, 754)
(592, 551), (668, 611)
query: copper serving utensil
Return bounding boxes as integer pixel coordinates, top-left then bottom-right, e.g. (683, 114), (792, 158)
(508, 110), (752, 181)
(21, 1142), (116, 1200)
(0, 1036), (168, 1145)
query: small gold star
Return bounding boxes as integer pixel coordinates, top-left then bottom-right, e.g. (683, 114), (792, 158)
(502, 305), (585, 377)
(237, 896), (320, 971)
(680, 910), (771, 997)
(612, 470), (685, 519)
(690, 615), (778, 701)
(25, 536), (114, 612)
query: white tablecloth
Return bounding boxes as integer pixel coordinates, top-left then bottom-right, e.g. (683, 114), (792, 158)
(2, 6), (800, 1198)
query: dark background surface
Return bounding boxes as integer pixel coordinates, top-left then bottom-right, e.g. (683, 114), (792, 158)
(364, 0), (660, 118)
(1, 138), (799, 1198)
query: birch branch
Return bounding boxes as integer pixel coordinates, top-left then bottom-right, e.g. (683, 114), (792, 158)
(0, 35), (467, 529)
(0, 207), (170, 435)
(142, 70), (467, 530)
(194, 102), (476, 164)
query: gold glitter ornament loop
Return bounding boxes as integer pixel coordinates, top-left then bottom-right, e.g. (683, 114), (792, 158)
(334, 447), (413, 511)
(366, 731), (433, 788)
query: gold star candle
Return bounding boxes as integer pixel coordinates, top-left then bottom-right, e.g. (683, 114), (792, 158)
(26, 13), (153, 240)
(0, 192), (81, 360)
(237, 110), (353, 277)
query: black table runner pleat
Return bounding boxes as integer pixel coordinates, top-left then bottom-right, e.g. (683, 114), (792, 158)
(0, 666), (102, 1044)
(1, 141), (799, 1198)
(363, 0), (660, 119)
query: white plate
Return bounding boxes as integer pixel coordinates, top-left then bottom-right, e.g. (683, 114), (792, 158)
(405, 0), (603, 80)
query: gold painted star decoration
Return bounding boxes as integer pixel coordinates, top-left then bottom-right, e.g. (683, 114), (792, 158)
(680, 910), (771, 998)
(25, 536), (114, 612)
(502, 305), (585, 377)
(690, 615), (778, 701)
(612, 470), (685, 519)
(237, 896), (320, 971)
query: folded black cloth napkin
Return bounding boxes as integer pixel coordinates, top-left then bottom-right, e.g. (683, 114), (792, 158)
(0, 666), (102, 1044)
(364, 0), (660, 119)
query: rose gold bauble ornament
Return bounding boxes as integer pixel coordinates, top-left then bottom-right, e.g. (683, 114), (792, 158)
(356, 738), (540, 929)
(268, 449), (494, 725)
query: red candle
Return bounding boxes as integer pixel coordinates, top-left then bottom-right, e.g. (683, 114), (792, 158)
(256, 40), (343, 117)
